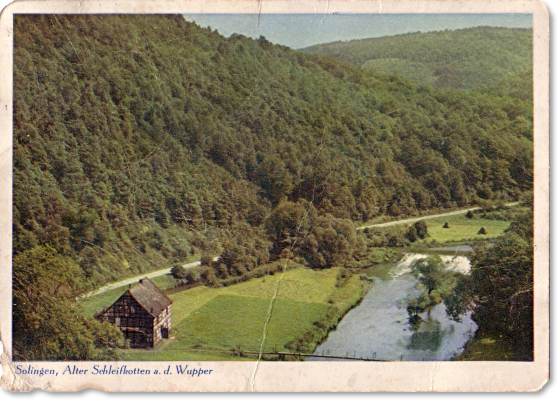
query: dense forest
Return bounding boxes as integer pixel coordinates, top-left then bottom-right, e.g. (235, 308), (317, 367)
(12, 15), (535, 360)
(14, 16), (532, 291)
(303, 27), (532, 91)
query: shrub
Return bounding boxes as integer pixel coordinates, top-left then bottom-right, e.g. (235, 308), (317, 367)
(405, 225), (418, 242)
(182, 270), (196, 285)
(478, 227), (487, 235)
(465, 210), (474, 219)
(200, 267), (218, 286)
(171, 264), (187, 279)
(443, 222), (450, 229)
(413, 220), (428, 239)
(200, 254), (214, 267)
(388, 234), (405, 247)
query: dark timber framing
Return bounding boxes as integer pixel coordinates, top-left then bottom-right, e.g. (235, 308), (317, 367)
(97, 278), (172, 348)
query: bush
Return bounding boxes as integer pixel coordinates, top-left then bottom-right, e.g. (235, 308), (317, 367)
(413, 220), (428, 239)
(405, 225), (418, 242)
(478, 227), (487, 235)
(443, 222), (450, 229)
(182, 271), (196, 285)
(200, 267), (218, 286)
(171, 264), (187, 279)
(200, 254), (214, 267)
(465, 210), (474, 219)
(388, 234), (405, 247)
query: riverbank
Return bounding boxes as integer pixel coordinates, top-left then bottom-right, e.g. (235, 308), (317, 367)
(281, 273), (371, 359)
(85, 249), (484, 361)
(106, 265), (370, 361)
(310, 252), (477, 361)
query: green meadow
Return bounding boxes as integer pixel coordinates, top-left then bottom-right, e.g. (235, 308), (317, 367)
(82, 266), (366, 361)
(412, 214), (511, 243)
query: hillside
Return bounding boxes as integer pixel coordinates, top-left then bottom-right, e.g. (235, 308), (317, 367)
(14, 15), (532, 287)
(303, 27), (532, 91)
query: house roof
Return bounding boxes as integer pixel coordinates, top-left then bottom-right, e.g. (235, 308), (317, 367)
(127, 278), (172, 316)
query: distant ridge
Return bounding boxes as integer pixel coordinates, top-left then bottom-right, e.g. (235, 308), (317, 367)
(303, 26), (532, 90)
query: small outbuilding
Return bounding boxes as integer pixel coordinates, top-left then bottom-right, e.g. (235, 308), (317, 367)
(97, 278), (172, 348)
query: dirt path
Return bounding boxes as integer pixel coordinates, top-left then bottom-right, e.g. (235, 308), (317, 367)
(357, 202), (519, 230)
(86, 202), (519, 297)
(82, 260), (205, 298)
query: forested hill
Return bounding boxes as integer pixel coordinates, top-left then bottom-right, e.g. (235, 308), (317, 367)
(303, 27), (532, 91)
(14, 15), (532, 286)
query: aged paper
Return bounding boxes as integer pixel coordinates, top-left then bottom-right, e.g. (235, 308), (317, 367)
(0, 0), (549, 392)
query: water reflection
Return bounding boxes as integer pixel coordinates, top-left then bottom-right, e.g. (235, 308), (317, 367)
(309, 254), (477, 361)
(408, 320), (444, 351)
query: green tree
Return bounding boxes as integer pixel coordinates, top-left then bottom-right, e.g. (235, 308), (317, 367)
(407, 256), (459, 321)
(300, 215), (357, 268)
(200, 266), (218, 286)
(413, 220), (428, 239)
(255, 156), (294, 205)
(265, 200), (315, 255)
(405, 225), (418, 242)
(13, 246), (124, 360)
(200, 254), (214, 268)
(183, 270), (196, 285)
(171, 264), (187, 279)
(446, 214), (533, 360)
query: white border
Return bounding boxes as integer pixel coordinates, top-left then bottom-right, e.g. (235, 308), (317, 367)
(0, 0), (549, 392)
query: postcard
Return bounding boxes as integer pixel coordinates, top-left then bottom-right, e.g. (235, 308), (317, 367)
(0, 0), (549, 392)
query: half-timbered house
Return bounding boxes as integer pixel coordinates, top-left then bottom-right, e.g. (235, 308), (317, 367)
(97, 278), (172, 348)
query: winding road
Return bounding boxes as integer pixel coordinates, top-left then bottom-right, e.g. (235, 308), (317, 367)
(82, 259), (211, 298)
(86, 202), (519, 297)
(357, 202), (519, 230)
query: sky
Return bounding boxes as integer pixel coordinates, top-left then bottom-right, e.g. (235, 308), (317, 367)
(183, 13), (532, 49)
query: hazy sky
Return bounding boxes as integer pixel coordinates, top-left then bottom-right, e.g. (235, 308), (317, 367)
(183, 13), (532, 49)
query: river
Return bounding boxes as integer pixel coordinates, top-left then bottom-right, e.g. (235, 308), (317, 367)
(309, 253), (477, 361)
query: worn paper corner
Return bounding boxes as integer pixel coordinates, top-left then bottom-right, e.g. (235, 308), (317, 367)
(0, 338), (27, 392)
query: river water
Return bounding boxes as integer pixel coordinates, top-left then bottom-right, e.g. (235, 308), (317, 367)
(310, 253), (477, 361)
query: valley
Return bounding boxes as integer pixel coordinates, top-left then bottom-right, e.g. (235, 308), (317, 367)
(79, 202), (527, 361)
(12, 15), (534, 362)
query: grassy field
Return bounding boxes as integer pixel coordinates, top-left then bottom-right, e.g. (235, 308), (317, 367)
(81, 266), (367, 361)
(411, 214), (512, 243)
